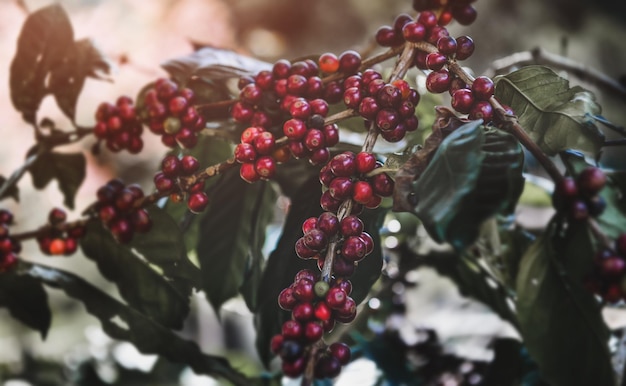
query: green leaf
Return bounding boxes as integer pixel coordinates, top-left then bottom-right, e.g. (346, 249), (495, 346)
(412, 121), (524, 250)
(0, 270), (51, 339)
(161, 47), (271, 86)
(21, 263), (250, 385)
(164, 137), (233, 253)
(80, 220), (190, 329)
(494, 65), (604, 156)
(197, 169), (276, 312)
(28, 148), (86, 209)
(50, 38), (111, 121)
(10, 4), (74, 123)
(0, 175), (20, 202)
(560, 150), (626, 240)
(516, 224), (614, 386)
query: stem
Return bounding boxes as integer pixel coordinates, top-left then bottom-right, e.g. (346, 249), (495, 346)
(301, 343), (323, 386)
(0, 151), (41, 200)
(195, 99), (237, 112)
(324, 109), (358, 125)
(321, 200), (353, 283)
(12, 219), (90, 242)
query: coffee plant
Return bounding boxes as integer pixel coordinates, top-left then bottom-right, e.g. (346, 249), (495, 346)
(1, 1), (625, 385)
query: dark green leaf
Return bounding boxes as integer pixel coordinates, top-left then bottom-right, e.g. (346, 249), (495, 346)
(197, 170), (275, 312)
(413, 121), (524, 250)
(516, 224), (613, 386)
(254, 176), (385, 365)
(28, 149), (86, 209)
(0, 270), (51, 339)
(494, 65), (604, 156)
(21, 263), (250, 385)
(161, 47), (271, 86)
(80, 220), (190, 329)
(50, 38), (111, 121)
(240, 183), (277, 311)
(164, 136), (233, 252)
(0, 175), (20, 202)
(560, 150), (626, 240)
(10, 4), (74, 123)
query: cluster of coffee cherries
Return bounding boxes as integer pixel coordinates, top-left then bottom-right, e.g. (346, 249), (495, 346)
(586, 234), (626, 303)
(36, 208), (86, 256)
(412, 0), (478, 26)
(153, 155), (209, 213)
(232, 54), (359, 166)
(553, 167), (607, 221)
(0, 210), (19, 273)
(234, 127), (291, 183)
(342, 71), (419, 143)
(271, 269), (353, 378)
(319, 151), (394, 213)
(94, 179), (151, 243)
(94, 96), (144, 153)
(142, 78), (206, 149)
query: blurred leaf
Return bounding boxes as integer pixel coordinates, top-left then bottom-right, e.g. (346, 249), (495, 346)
(161, 47), (271, 86)
(197, 170), (275, 312)
(27, 147), (86, 209)
(516, 224), (613, 386)
(164, 137), (233, 253)
(22, 263), (250, 385)
(495, 66), (604, 156)
(0, 175), (20, 202)
(0, 270), (51, 339)
(80, 220), (190, 329)
(50, 38), (111, 121)
(560, 150), (626, 239)
(10, 4), (74, 123)
(412, 121), (524, 251)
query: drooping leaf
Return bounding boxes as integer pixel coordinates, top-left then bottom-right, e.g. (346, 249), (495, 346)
(50, 38), (111, 121)
(560, 150), (626, 240)
(161, 47), (271, 86)
(129, 206), (201, 292)
(27, 147), (86, 209)
(164, 136), (233, 253)
(412, 121), (524, 251)
(494, 65), (604, 156)
(0, 270), (51, 339)
(20, 263), (250, 385)
(0, 175), (20, 202)
(197, 169), (276, 312)
(10, 4), (74, 123)
(254, 176), (385, 365)
(516, 224), (613, 386)
(80, 220), (190, 329)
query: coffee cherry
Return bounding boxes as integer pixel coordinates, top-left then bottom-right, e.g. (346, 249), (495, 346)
(319, 52), (340, 73)
(329, 177), (354, 200)
(570, 199), (589, 221)
(334, 297), (357, 323)
(282, 320), (303, 340)
(377, 84), (402, 108)
(292, 302), (314, 322)
(616, 234), (626, 256)
(376, 108), (400, 132)
(358, 97), (381, 120)
(426, 69), (452, 94)
(340, 216), (364, 237)
(601, 256), (626, 278)
(341, 236), (367, 262)
(370, 172), (394, 197)
(304, 129), (325, 151)
(452, 4), (477, 25)
(360, 232), (374, 255)
(326, 287), (347, 309)
(304, 321), (324, 343)
(455, 35), (475, 60)
(48, 208), (67, 225)
(338, 50), (361, 74)
(314, 356), (341, 379)
(417, 10), (438, 29)
(48, 238), (66, 255)
(110, 218), (133, 243)
(303, 229), (328, 251)
(471, 76), (495, 101)
(329, 342), (351, 365)
(402, 21), (427, 42)
(375, 26), (401, 47)
(293, 280), (315, 302)
(437, 36), (457, 55)
(451, 88), (474, 114)
(187, 192), (209, 214)
(468, 101), (494, 122)
(355, 152), (377, 174)
(255, 156), (276, 180)
(302, 217), (318, 234)
(577, 167), (606, 197)
(278, 288), (298, 310)
(426, 52), (447, 71)
(586, 195), (606, 217)
(282, 357), (306, 378)
(317, 212), (339, 236)
(314, 302), (332, 321)
(330, 153), (356, 177)
(240, 162), (260, 183)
